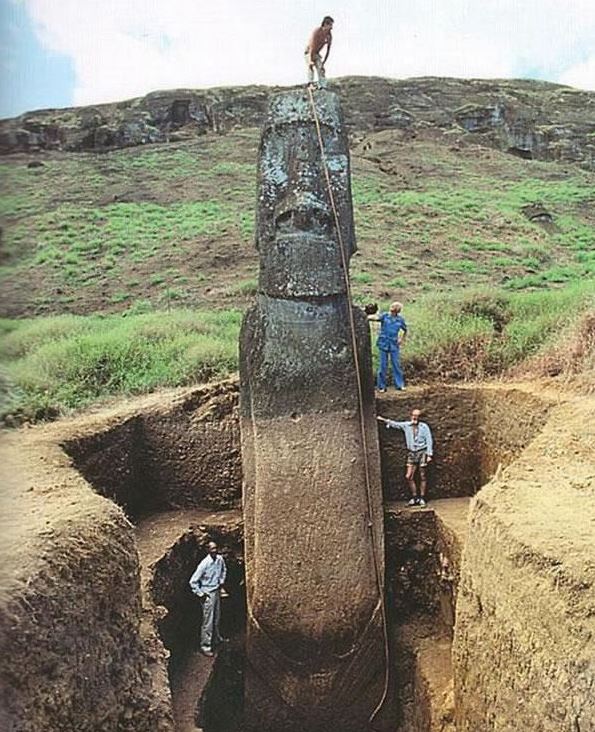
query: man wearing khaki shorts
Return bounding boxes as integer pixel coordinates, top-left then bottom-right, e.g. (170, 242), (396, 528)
(378, 409), (434, 507)
(305, 16), (334, 88)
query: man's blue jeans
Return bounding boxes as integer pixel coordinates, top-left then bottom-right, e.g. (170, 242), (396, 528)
(377, 347), (404, 390)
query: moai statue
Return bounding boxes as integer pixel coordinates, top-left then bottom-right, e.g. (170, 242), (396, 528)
(239, 89), (388, 732)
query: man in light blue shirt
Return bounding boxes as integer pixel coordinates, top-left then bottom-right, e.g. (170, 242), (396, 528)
(189, 541), (227, 656)
(378, 409), (433, 507)
(368, 301), (408, 392)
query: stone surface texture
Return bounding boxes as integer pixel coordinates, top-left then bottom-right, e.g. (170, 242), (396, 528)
(239, 89), (388, 731)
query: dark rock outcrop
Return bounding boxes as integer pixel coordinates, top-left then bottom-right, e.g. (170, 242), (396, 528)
(1, 77), (593, 169)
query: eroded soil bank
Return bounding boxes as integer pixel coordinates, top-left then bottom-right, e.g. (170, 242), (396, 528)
(1, 379), (593, 731)
(60, 380), (550, 514)
(453, 393), (595, 731)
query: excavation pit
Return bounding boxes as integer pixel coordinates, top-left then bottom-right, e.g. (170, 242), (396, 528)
(5, 380), (593, 732)
(61, 383), (550, 515)
(138, 497), (470, 732)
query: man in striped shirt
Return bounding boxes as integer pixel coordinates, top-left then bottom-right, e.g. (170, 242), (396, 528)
(378, 409), (434, 507)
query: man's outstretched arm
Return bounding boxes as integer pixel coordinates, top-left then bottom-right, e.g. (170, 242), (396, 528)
(377, 416), (407, 430)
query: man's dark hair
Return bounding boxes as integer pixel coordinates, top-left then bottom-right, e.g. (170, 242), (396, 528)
(322, 16), (334, 26)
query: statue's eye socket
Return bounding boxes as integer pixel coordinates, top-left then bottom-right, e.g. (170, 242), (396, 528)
(276, 211), (292, 226)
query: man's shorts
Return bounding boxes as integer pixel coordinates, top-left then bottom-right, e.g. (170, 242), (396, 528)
(407, 449), (429, 468)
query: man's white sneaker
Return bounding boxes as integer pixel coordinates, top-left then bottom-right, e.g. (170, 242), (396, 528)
(418, 498), (427, 507)
(407, 498), (417, 506)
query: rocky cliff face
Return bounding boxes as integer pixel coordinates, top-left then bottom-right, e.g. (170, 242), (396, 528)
(1, 76), (594, 169)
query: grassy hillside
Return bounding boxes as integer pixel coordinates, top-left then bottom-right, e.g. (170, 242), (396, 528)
(1, 79), (594, 422)
(1, 125), (593, 318)
(1, 282), (593, 422)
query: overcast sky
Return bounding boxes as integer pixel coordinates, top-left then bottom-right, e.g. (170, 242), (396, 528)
(1, 0), (595, 118)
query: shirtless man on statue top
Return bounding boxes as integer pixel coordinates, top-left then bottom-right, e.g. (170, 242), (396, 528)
(305, 16), (334, 88)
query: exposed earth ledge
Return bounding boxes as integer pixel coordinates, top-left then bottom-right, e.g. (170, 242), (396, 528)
(453, 387), (595, 731)
(0, 379), (594, 730)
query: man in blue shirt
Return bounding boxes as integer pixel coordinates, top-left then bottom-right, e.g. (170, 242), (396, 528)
(378, 409), (433, 507)
(368, 301), (407, 392)
(189, 541), (227, 656)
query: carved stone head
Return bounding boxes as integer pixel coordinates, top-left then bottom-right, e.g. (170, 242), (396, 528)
(256, 90), (356, 298)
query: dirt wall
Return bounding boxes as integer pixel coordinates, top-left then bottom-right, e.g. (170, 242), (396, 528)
(0, 437), (173, 732)
(377, 386), (550, 501)
(61, 416), (150, 516)
(453, 394), (595, 731)
(63, 382), (551, 518)
(385, 508), (443, 619)
(63, 381), (242, 519)
(141, 382), (241, 511)
(477, 388), (551, 478)
(393, 621), (455, 732)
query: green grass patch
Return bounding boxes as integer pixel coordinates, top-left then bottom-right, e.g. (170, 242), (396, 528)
(2, 282), (593, 422)
(442, 259), (480, 273)
(0, 193), (254, 293)
(0, 309), (241, 420)
(372, 280), (594, 379)
(505, 263), (595, 290)
(352, 271), (374, 284)
(388, 276), (407, 289)
(230, 278), (258, 296)
(459, 238), (512, 253)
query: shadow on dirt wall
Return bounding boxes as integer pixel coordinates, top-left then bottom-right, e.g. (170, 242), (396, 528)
(62, 383), (551, 516)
